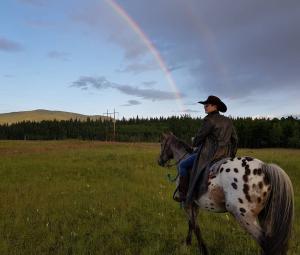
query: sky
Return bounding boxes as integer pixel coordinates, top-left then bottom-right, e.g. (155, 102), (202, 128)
(1, 0), (300, 119)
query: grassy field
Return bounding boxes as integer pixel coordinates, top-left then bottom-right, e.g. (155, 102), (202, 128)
(0, 141), (299, 255)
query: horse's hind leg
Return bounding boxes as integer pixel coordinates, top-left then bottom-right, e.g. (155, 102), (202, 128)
(230, 208), (265, 253)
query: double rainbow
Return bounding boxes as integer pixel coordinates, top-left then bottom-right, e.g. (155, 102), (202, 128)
(105, 0), (186, 112)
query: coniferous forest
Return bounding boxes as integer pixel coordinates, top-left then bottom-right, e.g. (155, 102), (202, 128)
(0, 116), (299, 148)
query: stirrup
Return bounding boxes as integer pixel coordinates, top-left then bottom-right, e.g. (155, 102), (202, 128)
(173, 190), (186, 202)
(174, 196), (186, 203)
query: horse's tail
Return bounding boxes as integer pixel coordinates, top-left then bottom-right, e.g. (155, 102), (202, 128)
(259, 163), (294, 255)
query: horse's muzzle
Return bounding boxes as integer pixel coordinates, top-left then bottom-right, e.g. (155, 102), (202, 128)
(157, 158), (165, 167)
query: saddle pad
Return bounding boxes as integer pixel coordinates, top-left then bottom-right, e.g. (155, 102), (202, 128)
(209, 157), (231, 176)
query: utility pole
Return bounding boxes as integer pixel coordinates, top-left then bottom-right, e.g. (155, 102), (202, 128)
(103, 109), (119, 141)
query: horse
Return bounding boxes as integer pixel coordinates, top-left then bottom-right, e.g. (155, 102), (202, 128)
(157, 133), (294, 255)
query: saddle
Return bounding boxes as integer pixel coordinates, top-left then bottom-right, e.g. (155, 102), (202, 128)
(208, 157), (230, 176)
(197, 158), (230, 195)
(173, 157), (230, 202)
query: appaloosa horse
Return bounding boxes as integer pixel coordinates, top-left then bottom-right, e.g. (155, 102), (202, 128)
(158, 133), (294, 255)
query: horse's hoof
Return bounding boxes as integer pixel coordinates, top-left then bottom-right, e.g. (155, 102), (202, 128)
(185, 238), (192, 246)
(199, 245), (208, 255)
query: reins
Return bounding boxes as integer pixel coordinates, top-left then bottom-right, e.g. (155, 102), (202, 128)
(165, 152), (189, 168)
(160, 134), (191, 183)
(165, 152), (190, 183)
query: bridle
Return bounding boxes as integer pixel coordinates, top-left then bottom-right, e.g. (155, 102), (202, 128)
(159, 135), (191, 184)
(165, 152), (190, 168)
(160, 135), (190, 168)
(159, 135), (172, 165)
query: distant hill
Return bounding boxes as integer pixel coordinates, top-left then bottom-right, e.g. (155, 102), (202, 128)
(0, 109), (109, 125)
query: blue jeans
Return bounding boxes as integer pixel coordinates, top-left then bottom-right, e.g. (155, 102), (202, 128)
(178, 153), (197, 177)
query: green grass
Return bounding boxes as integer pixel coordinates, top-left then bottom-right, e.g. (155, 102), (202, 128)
(0, 141), (299, 254)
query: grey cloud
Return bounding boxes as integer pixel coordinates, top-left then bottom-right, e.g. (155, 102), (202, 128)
(167, 64), (185, 72)
(182, 109), (201, 113)
(143, 81), (157, 87)
(71, 76), (113, 90)
(117, 60), (157, 74)
(117, 60), (182, 74)
(71, 2), (159, 73)
(117, 0), (300, 98)
(121, 100), (141, 107)
(48, 51), (70, 61)
(71, 3), (145, 60)
(71, 0), (300, 100)
(71, 2), (186, 74)
(108, 33), (147, 61)
(71, 76), (184, 101)
(0, 37), (23, 52)
(4, 74), (15, 78)
(184, 102), (198, 106)
(115, 85), (182, 101)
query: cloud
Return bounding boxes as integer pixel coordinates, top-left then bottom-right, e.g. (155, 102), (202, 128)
(71, 2), (161, 74)
(71, 75), (184, 101)
(69, 2), (187, 75)
(143, 81), (157, 87)
(107, 0), (300, 98)
(71, 76), (113, 90)
(3, 74), (15, 78)
(70, 0), (300, 102)
(117, 60), (157, 74)
(115, 84), (182, 101)
(184, 102), (198, 106)
(121, 100), (141, 107)
(0, 37), (23, 52)
(47, 51), (70, 61)
(182, 109), (201, 113)
(168, 64), (185, 72)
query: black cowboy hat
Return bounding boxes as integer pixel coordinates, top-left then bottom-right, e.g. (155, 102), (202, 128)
(198, 95), (227, 112)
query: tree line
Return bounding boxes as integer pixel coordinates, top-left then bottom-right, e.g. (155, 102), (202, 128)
(0, 115), (299, 148)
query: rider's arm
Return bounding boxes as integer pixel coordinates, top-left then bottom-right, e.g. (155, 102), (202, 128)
(230, 126), (238, 157)
(192, 117), (213, 147)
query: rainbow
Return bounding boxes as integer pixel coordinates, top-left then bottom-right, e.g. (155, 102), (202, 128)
(105, 0), (186, 112)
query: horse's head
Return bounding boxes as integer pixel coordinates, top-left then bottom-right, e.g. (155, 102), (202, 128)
(158, 132), (175, 167)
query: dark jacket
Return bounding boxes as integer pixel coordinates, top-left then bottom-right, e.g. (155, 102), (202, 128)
(186, 111), (238, 203)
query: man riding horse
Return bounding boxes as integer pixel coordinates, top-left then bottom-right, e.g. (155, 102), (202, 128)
(176, 95), (238, 205)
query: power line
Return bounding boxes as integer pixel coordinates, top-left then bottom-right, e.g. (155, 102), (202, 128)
(103, 109), (119, 141)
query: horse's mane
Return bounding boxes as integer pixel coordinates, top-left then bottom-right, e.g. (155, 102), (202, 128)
(172, 135), (193, 154)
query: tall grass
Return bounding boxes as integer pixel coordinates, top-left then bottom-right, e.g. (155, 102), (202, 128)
(0, 141), (299, 254)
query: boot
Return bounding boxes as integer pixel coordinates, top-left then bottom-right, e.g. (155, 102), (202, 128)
(174, 175), (189, 202)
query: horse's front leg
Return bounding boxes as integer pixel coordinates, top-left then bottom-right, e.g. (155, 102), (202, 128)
(186, 220), (193, 245)
(194, 222), (208, 255)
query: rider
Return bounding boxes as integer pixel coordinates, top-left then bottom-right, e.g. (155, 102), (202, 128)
(175, 95), (238, 203)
